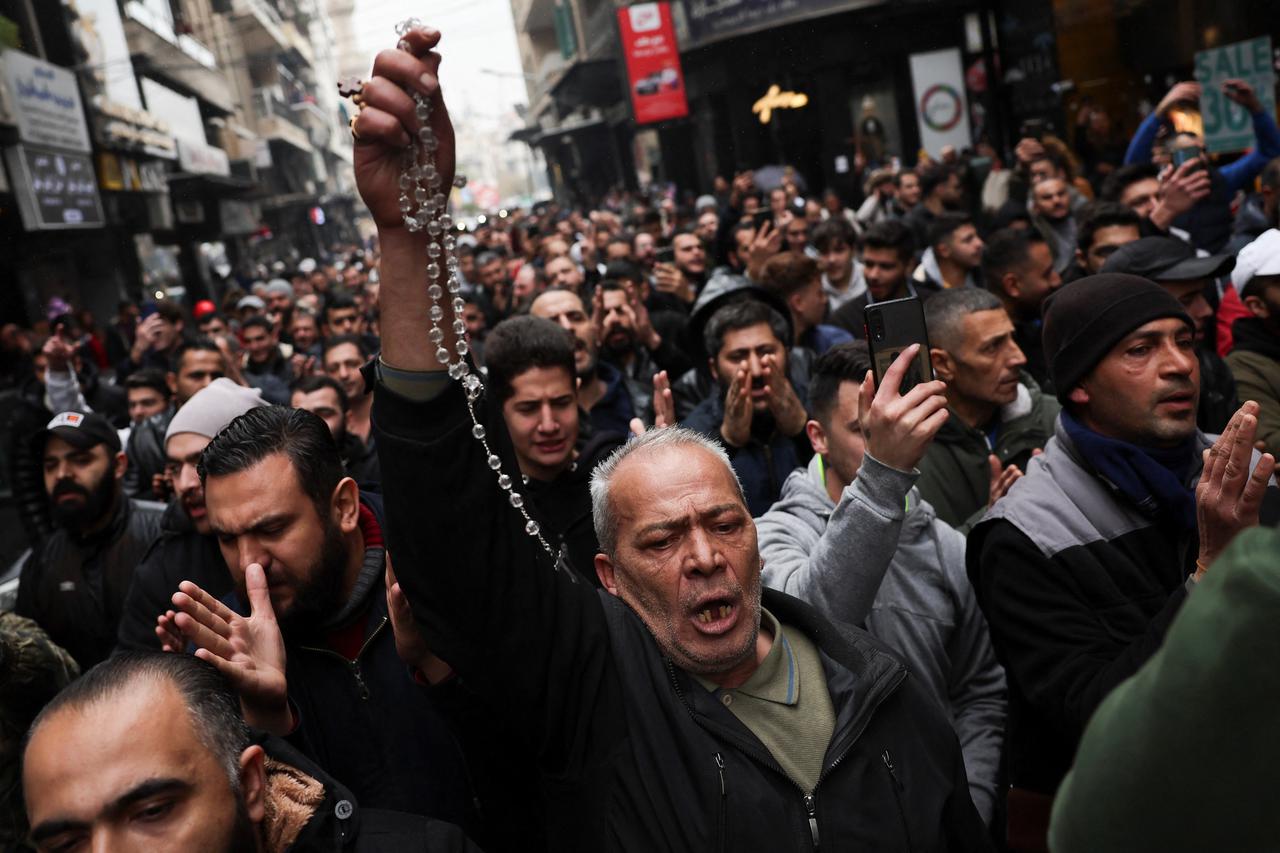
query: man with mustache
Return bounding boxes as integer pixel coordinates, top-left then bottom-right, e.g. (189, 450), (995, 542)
(967, 274), (1276, 844)
(531, 288), (636, 437)
(917, 289), (1059, 532)
(684, 299), (813, 516)
(16, 411), (164, 669)
(166, 406), (473, 828)
(358, 28), (990, 851)
(116, 378), (268, 652)
(595, 279), (692, 419)
(1102, 236), (1239, 433)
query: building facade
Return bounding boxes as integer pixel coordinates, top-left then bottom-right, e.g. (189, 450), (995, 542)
(509, 0), (1280, 204)
(0, 0), (357, 326)
(509, 0), (638, 203)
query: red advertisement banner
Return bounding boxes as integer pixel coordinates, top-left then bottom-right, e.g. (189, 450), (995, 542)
(618, 2), (689, 125)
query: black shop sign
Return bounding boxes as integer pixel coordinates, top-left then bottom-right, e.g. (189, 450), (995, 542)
(3, 144), (105, 230)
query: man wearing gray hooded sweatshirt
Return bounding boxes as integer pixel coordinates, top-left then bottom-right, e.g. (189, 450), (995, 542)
(756, 341), (1007, 826)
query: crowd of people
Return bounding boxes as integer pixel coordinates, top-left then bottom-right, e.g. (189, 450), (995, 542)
(2, 24), (1280, 853)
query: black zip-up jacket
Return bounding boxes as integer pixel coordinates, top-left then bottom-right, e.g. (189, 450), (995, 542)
(114, 498), (232, 653)
(223, 493), (474, 832)
(374, 378), (992, 852)
(16, 496), (164, 669)
(965, 419), (1208, 795)
(6, 383), (56, 546)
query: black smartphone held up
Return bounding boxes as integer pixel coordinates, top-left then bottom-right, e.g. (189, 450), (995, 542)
(864, 296), (934, 394)
(1171, 145), (1204, 172)
(655, 245), (676, 264)
(1019, 118), (1047, 141)
(750, 210), (772, 232)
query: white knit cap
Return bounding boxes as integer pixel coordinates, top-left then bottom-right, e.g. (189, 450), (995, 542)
(166, 378), (268, 444)
(1231, 228), (1280, 294)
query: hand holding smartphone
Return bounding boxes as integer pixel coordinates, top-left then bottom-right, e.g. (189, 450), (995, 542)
(857, 297), (950, 472)
(864, 296), (934, 394)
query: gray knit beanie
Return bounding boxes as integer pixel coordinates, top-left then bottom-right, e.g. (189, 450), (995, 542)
(166, 378), (268, 443)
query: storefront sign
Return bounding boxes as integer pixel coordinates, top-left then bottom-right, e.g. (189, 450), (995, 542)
(908, 48), (972, 158)
(1195, 37), (1277, 154)
(97, 152), (169, 192)
(3, 144), (105, 229)
(177, 138), (231, 177)
(618, 3), (689, 125)
(683, 0), (878, 48)
(93, 97), (177, 159)
(752, 84), (808, 124)
(2, 50), (92, 152)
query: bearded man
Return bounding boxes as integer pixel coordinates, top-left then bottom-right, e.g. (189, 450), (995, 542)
(16, 411), (163, 669)
(166, 406), (473, 830)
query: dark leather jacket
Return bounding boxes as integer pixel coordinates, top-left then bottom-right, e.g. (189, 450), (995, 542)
(16, 496), (164, 669)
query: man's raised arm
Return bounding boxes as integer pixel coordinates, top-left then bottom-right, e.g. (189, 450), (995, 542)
(353, 26), (456, 373)
(355, 27), (609, 728)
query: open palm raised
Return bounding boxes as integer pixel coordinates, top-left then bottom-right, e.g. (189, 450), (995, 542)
(171, 563), (293, 735)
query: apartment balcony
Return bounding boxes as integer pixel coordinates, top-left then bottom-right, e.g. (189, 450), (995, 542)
(251, 87), (312, 152)
(230, 0), (293, 58)
(122, 1), (234, 113)
(288, 94), (332, 146)
(514, 0), (558, 37)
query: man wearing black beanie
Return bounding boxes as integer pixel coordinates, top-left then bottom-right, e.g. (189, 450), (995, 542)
(965, 273), (1277, 848)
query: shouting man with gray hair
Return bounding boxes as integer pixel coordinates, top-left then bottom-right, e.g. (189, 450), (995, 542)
(356, 25), (992, 852)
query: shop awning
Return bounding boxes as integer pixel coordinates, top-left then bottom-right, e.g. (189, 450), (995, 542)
(259, 191), (323, 211)
(508, 124), (543, 144)
(167, 172), (256, 195)
(533, 117), (606, 146)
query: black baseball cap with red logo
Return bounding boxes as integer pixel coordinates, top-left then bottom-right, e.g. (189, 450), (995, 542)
(43, 411), (122, 454)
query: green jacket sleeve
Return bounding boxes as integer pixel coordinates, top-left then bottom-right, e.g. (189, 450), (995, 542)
(1226, 350), (1280, 453)
(1049, 527), (1280, 852)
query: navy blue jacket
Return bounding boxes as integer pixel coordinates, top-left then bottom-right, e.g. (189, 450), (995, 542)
(682, 389), (813, 517)
(587, 361), (636, 437)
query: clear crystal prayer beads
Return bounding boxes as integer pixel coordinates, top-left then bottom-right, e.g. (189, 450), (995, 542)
(394, 18), (561, 565)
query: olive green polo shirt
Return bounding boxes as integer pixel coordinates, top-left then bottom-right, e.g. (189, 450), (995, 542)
(700, 609), (836, 794)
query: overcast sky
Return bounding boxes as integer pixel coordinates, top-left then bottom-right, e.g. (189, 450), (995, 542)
(350, 0), (528, 121)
